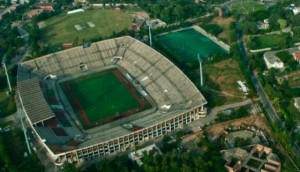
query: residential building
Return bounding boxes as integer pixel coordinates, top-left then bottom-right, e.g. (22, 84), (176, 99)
(263, 53), (284, 69)
(224, 129), (267, 149)
(293, 52), (300, 63)
(293, 7), (300, 15)
(37, 4), (53, 11)
(257, 19), (270, 30)
(27, 9), (44, 18)
(0, 4), (19, 20)
(222, 144), (281, 172)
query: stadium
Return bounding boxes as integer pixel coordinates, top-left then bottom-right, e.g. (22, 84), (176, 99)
(17, 36), (207, 165)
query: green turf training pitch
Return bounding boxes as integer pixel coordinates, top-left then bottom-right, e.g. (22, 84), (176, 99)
(60, 69), (151, 128)
(156, 28), (227, 62)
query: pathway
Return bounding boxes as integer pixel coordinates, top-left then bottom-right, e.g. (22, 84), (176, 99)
(189, 99), (254, 130)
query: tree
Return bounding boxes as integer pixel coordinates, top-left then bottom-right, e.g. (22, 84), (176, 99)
(239, 21), (257, 34)
(277, 19), (287, 29)
(173, 5), (184, 21)
(234, 137), (252, 147)
(268, 13), (280, 30)
(252, 10), (270, 21)
(160, 7), (172, 23)
(151, 4), (161, 18)
(287, 60), (299, 71)
(276, 51), (292, 63)
(63, 162), (79, 172)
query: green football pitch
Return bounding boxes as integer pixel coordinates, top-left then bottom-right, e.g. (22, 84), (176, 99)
(60, 70), (149, 128)
(156, 28), (227, 62)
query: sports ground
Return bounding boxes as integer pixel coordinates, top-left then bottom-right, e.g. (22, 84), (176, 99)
(229, 1), (266, 14)
(40, 9), (132, 45)
(60, 69), (151, 128)
(156, 28), (227, 61)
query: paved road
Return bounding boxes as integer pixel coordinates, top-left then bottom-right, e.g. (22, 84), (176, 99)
(7, 27), (29, 69)
(236, 31), (281, 124)
(189, 99), (254, 130)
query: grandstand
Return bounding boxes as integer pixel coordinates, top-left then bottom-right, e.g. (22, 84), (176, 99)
(17, 36), (207, 166)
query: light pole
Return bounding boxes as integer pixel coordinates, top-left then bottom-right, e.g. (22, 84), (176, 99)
(18, 108), (32, 155)
(1, 55), (12, 93)
(146, 21), (152, 46)
(197, 54), (203, 88)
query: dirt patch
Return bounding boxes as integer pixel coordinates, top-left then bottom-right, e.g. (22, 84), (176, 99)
(211, 16), (234, 43)
(38, 21), (46, 29)
(131, 11), (149, 19)
(205, 115), (270, 139)
(204, 59), (247, 104)
(282, 70), (300, 87)
(212, 17), (234, 27)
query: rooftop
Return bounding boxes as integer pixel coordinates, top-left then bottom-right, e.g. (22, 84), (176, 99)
(222, 144), (281, 172)
(264, 53), (283, 65)
(18, 78), (55, 124)
(293, 52), (300, 61)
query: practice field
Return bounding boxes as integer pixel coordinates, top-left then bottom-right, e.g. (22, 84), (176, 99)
(60, 69), (151, 128)
(40, 9), (132, 45)
(156, 28), (227, 61)
(229, 1), (266, 14)
(247, 34), (288, 50)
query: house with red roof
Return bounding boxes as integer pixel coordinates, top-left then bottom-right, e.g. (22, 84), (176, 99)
(293, 52), (300, 63)
(34, 3), (54, 11)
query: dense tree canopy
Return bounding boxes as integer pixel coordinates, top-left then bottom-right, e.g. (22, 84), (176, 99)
(84, 136), (225, 172)
(137, 0), (207, 23)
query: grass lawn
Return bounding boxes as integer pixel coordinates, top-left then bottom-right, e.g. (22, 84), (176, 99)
(229, 1), (266, 14)
(203, 59), (248, 104)
(0, 89), (16, 118)
(247, 34), (287, 50)
(40, 8), (132, 45)
(61, 70), (144, 125)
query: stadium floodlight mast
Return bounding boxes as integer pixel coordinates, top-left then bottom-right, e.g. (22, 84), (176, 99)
(1, 55), (12, 93)
(18, 108), (32, 155)
(197, 54), (203, 88)
(146, 21), (152, 46)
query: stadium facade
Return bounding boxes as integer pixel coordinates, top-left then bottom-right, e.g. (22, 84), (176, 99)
(17, 36), (207, 165)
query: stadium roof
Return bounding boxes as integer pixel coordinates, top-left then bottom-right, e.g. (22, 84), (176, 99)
(18, 78), (55, 124)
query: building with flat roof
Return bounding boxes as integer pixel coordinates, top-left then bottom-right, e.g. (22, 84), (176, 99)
(263, 52), (284, 69)
(222, 144), (281, 172)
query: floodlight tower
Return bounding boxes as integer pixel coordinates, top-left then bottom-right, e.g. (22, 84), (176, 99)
(1, 55), (12, 93)
(146, 21), (152, 46)
(18, 108), (32, 155)
(197, 54), (203, 88)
